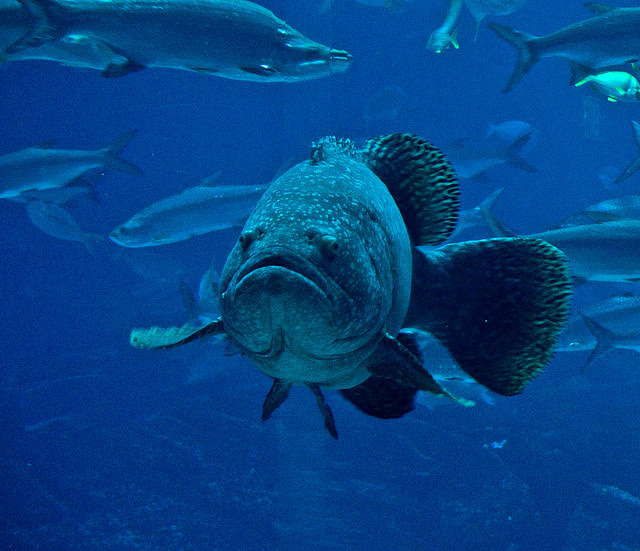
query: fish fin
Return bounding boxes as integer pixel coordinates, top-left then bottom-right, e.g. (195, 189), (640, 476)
(479, 199), (519, 238)
(198, 172), (222, 187)
(569, 62), (596, 86)
(130, 318), (224, 349)
(362, 133), (459, 245)
(240, 65), (277, 77)
(32, 139), (58, 149)
(577, 313), (614, 372)
(101, 130), (143, 177)
(346, 331), (473, 416)
(614, 121), (640, 184)
(505, 131), (537, 172)
(179, 281), (199, 320)
(584, 2), (617, 15)
(489, 23), (538, 93)
(6, 0), (64, 53)
(307, 384), (338, 439)
(261, 379), (292, 421)
(406, 238), (572, 396)
(102, 59), (146, 78)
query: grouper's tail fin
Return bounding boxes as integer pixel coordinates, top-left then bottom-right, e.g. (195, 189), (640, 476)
(362, 133), (460, 246)
(406, 238), (572, 396)
(489, 23), (539, 93)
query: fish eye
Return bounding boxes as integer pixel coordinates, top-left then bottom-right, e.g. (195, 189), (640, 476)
(319, 235), (339, 260)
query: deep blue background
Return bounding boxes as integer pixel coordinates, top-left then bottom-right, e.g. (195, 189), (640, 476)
(2, 1), (640, 549)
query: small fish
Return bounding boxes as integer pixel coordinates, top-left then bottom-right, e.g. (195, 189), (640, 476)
(558, 294), (640, 370)
(615, 120), (640, 184)
(129, 133), (571, 438)
(575, 71), (640, 102)
(464, 0), (526, 40)
(0, 130), (142, 200)
(427, 0), (462, 53)
(491, 3), (640, 92)
(8, 0), (351, 81)
(444, 131), (536, 180)
(26, 201), (103, 253)
(448, 187), (504, 240)
(110, 181), (266, 247)
(486, 120), (534, 145)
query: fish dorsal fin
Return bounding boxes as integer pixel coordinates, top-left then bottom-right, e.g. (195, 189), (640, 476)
(33, 139), (57, 149)
(584, 2), (617, 15)
(310, 136), (358, 164)
(362, 133), (460, 245)
(198, 171), (222, 187)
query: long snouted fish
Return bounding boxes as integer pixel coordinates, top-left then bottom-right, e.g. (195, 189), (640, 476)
(8, 0), (351, 81)
(129, 134), (571, 438)
(0, 130), (142, 200)
(109, 181), (267, 248)
(490, 3), (640, 92)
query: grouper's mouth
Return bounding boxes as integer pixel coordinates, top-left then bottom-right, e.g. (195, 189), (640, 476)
(231, 248), (333, 302)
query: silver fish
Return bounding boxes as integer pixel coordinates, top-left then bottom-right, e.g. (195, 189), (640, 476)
(0, 130), (142, 200)
(491, 3), (640, 92)
(483, 206), (640, 282)
(9, 0), (351, 81)
(26, 201), (102, 253)
(129, 134), (571, 438)
(448, 187), (503, 240)
(552, 194), (640, 229)
(558, 294), (640, 370)
(444, 131), (536, 180)
(110, 182), (266, 248)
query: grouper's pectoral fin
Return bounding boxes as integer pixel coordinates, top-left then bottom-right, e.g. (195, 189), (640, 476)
(130, 318), (224, 349)
(340, 331), (472, 420)
(308, 384), (338, 439)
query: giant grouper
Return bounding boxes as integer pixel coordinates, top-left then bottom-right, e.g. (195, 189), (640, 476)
(130, 133), (572, 438)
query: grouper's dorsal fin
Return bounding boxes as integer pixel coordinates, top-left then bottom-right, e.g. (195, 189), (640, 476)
(130, 318), (224, 349)
(310, 136), (358, 164)
(361, 133), (460, 246)
(584, 3), (617, 16)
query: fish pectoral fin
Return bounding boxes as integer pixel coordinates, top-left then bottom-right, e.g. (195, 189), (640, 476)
(307, 384), (338, 439)
(340, 332), (469, 420)
(262, 379), (292, 421)
(569, 62), (596, 86)
(239, 65), (278, 77)
(103, 59), (146, 78)
(130, 318), (224, 349)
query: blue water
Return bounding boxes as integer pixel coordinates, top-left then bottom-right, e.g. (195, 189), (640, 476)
(2, 1), (640, 549)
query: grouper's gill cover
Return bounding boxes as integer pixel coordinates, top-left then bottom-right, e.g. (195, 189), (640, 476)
(218, 138), (412, 388)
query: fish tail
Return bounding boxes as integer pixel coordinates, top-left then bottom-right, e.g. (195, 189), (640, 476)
(102, 130), (144, 177)
(7, 0), (66, 54)
(505, 132), (537, 173)
(577, 313), (614, 372)
(406, 238), (572, 396)
(489, 23), (538, 93)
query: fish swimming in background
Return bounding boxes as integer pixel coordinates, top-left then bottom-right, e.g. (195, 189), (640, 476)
(25, 201), (103, 254)
(7, 0), (351, 81)
(0, 130), (142, 200)
(615, 121), (640, 184)
(447, 187), (504, 240)
(490, 3), (640, 92)
(557, 294), (640, 371)
(129, 133), (571, 438)
(551, 194), (640, 228)
(464, 0), (526, 40)
(0, 0), (128, 69)
(110, 178), (266, 248)
(443, 131), (536, 180)
(483, 204), (640, 283)
(575, 71), (640, 102)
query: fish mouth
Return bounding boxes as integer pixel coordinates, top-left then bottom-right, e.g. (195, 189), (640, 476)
(233, 247), (332, 301)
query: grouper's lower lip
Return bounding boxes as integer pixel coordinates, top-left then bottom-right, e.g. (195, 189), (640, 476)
(233, 249), (331, 301)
